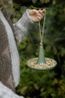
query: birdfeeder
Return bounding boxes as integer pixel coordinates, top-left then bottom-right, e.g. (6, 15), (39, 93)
(27, 10), (57, 70)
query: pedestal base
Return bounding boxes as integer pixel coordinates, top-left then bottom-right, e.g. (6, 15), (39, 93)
(27, 57), (57, 70)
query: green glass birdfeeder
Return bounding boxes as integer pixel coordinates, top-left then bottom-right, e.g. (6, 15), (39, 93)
(27, 10), (57, 70)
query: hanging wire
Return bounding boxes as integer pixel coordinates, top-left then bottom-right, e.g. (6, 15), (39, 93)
(39, 22), (42, 42)
(38, 9), (46, 44)
(41, 10), (46, 43)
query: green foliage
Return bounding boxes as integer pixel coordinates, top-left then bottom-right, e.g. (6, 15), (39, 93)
(11, 4), (27, 23)
(11, 1), (65, 98)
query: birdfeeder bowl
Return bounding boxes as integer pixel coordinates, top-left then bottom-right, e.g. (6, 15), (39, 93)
(27, 57), (57, 70)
